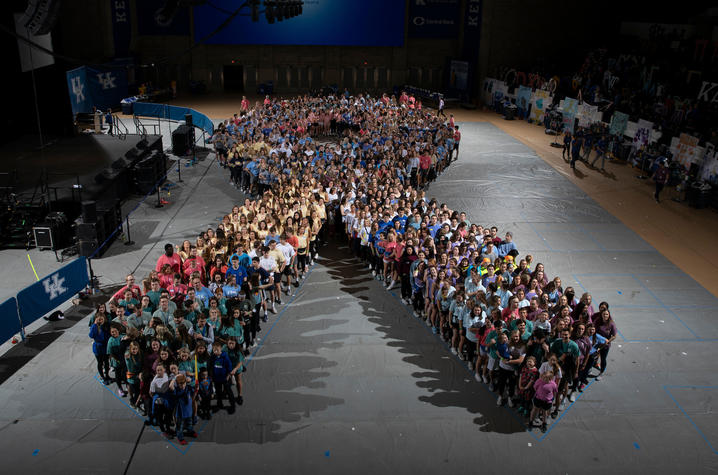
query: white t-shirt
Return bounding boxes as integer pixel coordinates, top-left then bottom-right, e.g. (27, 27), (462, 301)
(277, 242), (295, 262)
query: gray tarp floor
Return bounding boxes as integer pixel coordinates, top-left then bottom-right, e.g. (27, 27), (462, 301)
(1, 122), (717, 474)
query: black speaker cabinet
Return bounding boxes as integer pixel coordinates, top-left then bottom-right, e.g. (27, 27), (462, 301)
(33, 226), (54, 250)
(81, 200), (97, 223)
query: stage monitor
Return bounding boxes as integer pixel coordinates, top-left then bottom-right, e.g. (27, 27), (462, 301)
(193, 0), (405, 46)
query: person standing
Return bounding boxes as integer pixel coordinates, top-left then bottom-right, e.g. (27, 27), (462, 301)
(562, 131), (571, 161)
(438, 96), (446, 118)
(652, 159), (670, 203)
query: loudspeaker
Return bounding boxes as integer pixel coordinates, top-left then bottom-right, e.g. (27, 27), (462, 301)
(112, 157), (128, 170)
(185, 114), (193, 127)
(172, 125), (191, 156)
(81, 200), (97, 223)
(78, 239), (99, 257)
(33, 226), (54, 250)
(136, 138), (149, 150)
(125, 147), (141, 160)
(77, 218), (105, 242)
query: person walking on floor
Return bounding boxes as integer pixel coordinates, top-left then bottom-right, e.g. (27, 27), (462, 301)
(652, 159), (670, 203)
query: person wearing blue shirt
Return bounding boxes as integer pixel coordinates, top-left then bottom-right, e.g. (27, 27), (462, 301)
(225, 256), (248, 287)
(191, 278), (215, 308)
(497, 232), (518, 258)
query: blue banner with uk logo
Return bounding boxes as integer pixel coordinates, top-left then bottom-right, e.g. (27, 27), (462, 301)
(17, 257), (89, 327)
(66, 66), (128, 115)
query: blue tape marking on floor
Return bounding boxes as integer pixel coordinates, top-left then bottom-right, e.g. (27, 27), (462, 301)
(94, 374), (209, 455)
(575, 223), (607, 251)
(32, 449), (39, 456)
(520, 212), (554, 251)
(634, 442), (640, 450)
(385, 289), (542, 442)
(537, 379), (596, 441)
(663, 385), (718, 456)
(630, 274), (700, 339)
(325, 450), (330, 457)
(617, 290), (623, 295)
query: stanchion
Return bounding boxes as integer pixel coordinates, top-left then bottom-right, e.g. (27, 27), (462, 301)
(177, 156), (183, 183)
(155, 184), (164, 208)
(124, 215), (135, 245)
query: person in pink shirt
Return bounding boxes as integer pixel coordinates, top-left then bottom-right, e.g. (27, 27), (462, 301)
(182, 246), (207, 283)
(156, 243), (182, 275)
(531, 370), (558, 432)
(241, 96), (249, 112)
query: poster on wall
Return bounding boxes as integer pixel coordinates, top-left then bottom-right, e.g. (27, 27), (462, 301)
(610, 111), (629, 136)
(529, 89), (551, 123)
(561, 97), (579, 116)
(493, 81), (508, 107)
(633, 119), (653, 147)
(482, 78), (496, 105)
(700, 142), (716, 181)
(449, 60), (469, 91)
(577, 103), (598, 127)
(562, 112), (576, 133)
(675, 133), (700, 166)
(516, 85), (532, 114)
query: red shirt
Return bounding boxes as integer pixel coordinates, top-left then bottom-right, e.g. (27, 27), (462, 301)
(454, 130), (461, 142)
(419, 155), (431, 170)
(241, 99), (249, 110)
(183, 256), (206, 281)
(156, 253), (182, 275)
(112, 284), (142, 302)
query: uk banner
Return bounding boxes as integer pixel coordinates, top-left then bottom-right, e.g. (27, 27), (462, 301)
(17, 257), (88, 326)
(0, 298), (21, 345)
(110, 0), (131, 57)
(66, 66), (128, 114)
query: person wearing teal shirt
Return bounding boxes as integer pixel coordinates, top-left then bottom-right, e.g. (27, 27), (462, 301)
(124, 341), (143, 408)
(152, 297), (174, 326)
(146, 280), (163, 312)
(106, 325), (127, 396)
(217, 311), (244, 345)
(224, 336), (246, 405)
(509, 307), (534, 336)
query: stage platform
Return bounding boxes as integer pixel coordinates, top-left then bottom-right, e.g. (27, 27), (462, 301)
(0, 133), (162, 194)
(0, 122), (716, 473)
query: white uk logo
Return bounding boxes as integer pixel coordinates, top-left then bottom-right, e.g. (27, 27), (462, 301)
(71, 77), (85, 102)
(43, 274), (67, 300)
(97, 72), (117, 90)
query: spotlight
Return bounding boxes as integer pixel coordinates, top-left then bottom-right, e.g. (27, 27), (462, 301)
(250, 0), (260, 22)
(264, 0), (275, 23)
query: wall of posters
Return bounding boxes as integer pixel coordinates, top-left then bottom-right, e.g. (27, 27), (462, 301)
(529, 90), (551, 122)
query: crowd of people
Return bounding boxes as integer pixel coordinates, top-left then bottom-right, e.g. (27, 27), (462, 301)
(89, 91), (617, 439)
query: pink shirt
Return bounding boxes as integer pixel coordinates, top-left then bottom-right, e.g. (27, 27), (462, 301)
(533, 378), (558, 402)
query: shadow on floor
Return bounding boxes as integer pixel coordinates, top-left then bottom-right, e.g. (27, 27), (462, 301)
(321, 240), (526, 435)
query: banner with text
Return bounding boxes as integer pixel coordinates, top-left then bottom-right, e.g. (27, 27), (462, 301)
(66, 66), (128, 115)
(408, 0), (460, 38)
(17, 257), (88, 326)
(110, 0), (131, 57)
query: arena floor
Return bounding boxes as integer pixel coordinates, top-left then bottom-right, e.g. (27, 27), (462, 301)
(0, 117), (717, 473)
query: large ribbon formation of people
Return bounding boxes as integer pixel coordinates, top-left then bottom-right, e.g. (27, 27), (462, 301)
(88, 92), (618, 442)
